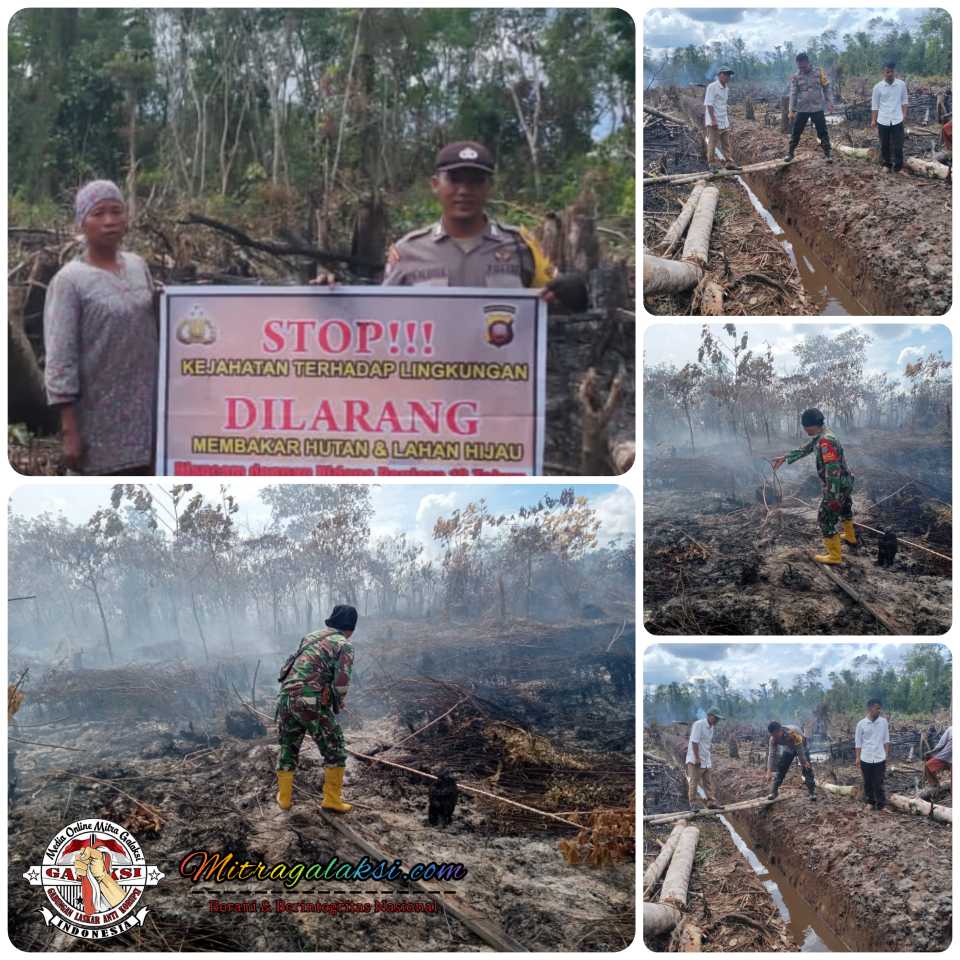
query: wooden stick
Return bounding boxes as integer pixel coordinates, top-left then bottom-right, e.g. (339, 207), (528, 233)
(9, 736), (84, 752)
(643, 158), (796, 187)
(805, 557), (908, 635)
(317, 809), (528, 951)
(643, 820), (688, 896)
(371, 696), (470, 754)
(348, 749), (582, 829)
(904, 157), (950, 180)
(643, 796), (782, 825)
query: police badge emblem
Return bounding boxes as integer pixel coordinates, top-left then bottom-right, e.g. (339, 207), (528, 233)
(459, 147), (479, 160)
(175, 304), (217, 345)
(483, 303), (516, 348)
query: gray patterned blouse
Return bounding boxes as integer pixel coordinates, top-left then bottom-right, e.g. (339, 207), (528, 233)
(43, 252), (158, 474)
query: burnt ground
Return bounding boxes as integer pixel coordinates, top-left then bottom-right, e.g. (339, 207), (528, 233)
(646, 728), (952, 952)
(669, 94), (951, 316)
(8, 619), (636, 952)
(643, 434), (952, 636)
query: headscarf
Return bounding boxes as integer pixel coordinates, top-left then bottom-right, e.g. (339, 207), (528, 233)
(75, 180), (125, 228)
(325, 605), (358, 632)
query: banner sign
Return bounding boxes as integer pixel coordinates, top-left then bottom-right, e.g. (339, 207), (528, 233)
(157, 287), (546, 476)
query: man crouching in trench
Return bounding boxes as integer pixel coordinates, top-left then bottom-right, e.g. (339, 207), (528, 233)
(275, 605), (357, 812)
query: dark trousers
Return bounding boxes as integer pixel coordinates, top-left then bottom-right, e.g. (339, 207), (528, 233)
(789, 111), (831, 155)
(860, 759), (886, 808)
(774, 749), (816, 795)
(878, 122), (905, 171)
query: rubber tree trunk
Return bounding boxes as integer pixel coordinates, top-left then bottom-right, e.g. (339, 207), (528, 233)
(658, 180), (706, 256)
(643, 254), (701, 295)
(905, 157), (950, 179)
(822, 782), (858, 796)
(643, 902), (682, 938)
(681, 186), (719, 267)
(660, 825), (699, 906)
(888, 793), (953, 823)
(643, 819), (688, 894)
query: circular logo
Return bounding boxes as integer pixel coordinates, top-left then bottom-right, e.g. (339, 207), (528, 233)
(458, 147), (479, 160)
(23, 819), (163, 940)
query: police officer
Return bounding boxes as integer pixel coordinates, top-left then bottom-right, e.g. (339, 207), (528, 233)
(315, 141), (588, 309)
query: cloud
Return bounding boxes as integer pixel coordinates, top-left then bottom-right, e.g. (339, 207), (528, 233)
(593, 487), (635, 542)
(897, 345), (925, 366)
(655, 643), (732, 661)
(674, 8), (749, 24)
(415, 492), (458, 525)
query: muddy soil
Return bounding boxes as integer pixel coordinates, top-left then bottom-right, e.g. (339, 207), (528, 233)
(710, 760), (952, 952)
(672, 95), (951, 316)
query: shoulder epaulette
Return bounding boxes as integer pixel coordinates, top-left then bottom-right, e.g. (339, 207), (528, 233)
(395, 224), (436, 246)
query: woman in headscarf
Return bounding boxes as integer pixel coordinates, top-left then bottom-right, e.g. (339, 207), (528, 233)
(44, 180), (158, 475)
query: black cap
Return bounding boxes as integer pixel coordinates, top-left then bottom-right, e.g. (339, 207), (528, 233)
(435, 141), (495, 174)
(800, 408), (825, 427)
(325, 604), (358, 632)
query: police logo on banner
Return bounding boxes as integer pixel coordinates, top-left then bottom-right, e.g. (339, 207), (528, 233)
(483, 303), (516, 348)
(176, 303), (217, 345)
(23, 819), (164, 940)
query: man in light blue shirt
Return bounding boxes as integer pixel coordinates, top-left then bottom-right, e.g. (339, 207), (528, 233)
(871, 62), (909, 174)
(854, 698), (890, 811)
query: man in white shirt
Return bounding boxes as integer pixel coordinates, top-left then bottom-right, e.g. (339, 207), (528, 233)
(703, 68), (741, 173)
(854, 698), (890, 811)
(685, 707), (724, 810)
(871, 61), (909, 174)
(922, 724), (952, 799)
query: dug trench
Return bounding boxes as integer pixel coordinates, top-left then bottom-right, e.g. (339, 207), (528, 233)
(672, 95), (951, 316)
(649, 730), (951, 952)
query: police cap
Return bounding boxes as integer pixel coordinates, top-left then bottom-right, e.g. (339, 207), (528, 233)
(435, 141), (495, 175)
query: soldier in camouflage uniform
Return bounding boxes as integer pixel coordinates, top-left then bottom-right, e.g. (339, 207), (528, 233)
(275, 604), (357, 813)
(773, 407), (856, 565)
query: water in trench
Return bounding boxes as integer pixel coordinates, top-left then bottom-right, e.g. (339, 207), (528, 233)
(710, 145), (867, 316)
(719, 810), (852, 952)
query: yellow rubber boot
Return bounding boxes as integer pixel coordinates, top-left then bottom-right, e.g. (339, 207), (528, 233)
(276, 770), (294, 811)
(841, 520), (857, 545)
(322, 766), (352, 813)
(814, 534), (843, 565)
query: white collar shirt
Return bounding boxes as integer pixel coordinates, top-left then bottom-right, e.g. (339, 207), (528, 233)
(855, 715), (890, 763)
(704, 80), (730, 129)
(871, 79), (908, 126)
(685, 717), (715, 768)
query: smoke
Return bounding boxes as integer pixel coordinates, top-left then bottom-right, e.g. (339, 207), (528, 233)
(695, 707), (707, 719)
(704, 59), (720, 82)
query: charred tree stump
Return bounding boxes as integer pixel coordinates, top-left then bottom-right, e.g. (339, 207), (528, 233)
(8, 286), (52, 432)
(564, 198), (600, 275)
(781, 96), (791, 134)
(578, 366), (628, 475)
(540, 212), (564, 273)
(351, 194), (388, 278)
(744, 96), (754, 120)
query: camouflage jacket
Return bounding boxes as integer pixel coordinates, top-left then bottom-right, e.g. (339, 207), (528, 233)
(789, 67), (830, 114)
(767, 724), (810, 770)
(785, 428), (853, 497)
(280, 627), (353, 711)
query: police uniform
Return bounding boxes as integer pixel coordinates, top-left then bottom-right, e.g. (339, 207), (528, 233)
(382, 140), (556, 290)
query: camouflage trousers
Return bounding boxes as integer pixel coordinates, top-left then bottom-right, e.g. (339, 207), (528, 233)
(276, 693), (346, 771)
(818, 480), (854, 536)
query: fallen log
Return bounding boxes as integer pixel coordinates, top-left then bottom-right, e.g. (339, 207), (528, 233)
(805, 558), (907, 635)
(643, 157), (796, 187)
(660, 825), (699, 907)
(643, 796), (782, 825)
(676, 919), (703, 952)
(643, 820), (688, 895)
(643, 254), (701, 296)
(643, 105), (689, 127)
(643, 902), (682, 938)
(658, 180), (707, 256)
(681, 186), (719, 268)
(835, 145), (871, 159)
(887, 793), (952, 824)
(904, 157), (950, 180)
(822, 782), (858, 797)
